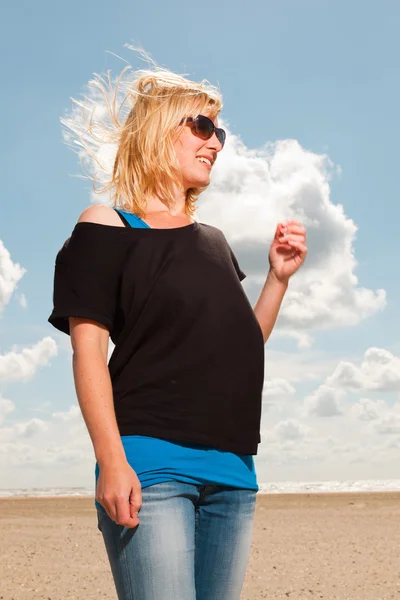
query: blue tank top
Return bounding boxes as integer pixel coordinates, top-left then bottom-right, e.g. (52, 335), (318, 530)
(94, 209), (258, 508)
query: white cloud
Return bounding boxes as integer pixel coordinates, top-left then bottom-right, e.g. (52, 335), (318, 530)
(262, 377), (296, 411)
(303, 384), (346, 417)
(256, 425), (400, 482)
(52, 404), (81, 422)
(0, 403), (95, 489)
(0, 418), (48, 442)
(0, 240), (26, 313)
(264, 348), (338, 383)
(197, 134), (386, 345)
(385, 436), (400, 449)
(263, 378), (296, 398)
(108, 340), (115, 363)
(350, 398), (389, 421)
(266, 418), (310, 442)
(0, 337), (58, 382)
(0, 396), (15, 425)
(327, 347), (400, 391)
(255, 346), (400, 482)
(373, 414), (400, 435)
(18, 293), (27, 309)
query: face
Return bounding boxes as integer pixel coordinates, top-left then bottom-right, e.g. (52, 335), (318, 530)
(173, 112), (224, 191)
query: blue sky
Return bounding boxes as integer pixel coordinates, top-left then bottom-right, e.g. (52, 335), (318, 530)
(1, 0), (400, 490)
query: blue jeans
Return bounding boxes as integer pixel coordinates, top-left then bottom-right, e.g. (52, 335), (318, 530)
(96, 481), (257, 600)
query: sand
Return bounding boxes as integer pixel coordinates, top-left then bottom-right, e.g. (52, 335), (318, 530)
(0, 492), (399, 600)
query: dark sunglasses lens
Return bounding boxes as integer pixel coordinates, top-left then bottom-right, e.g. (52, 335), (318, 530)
(195, 115), (214, 140)
(216, 129), (226, 147)
(196, 116), (226, 147)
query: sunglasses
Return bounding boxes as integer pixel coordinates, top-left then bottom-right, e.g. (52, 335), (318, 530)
(183, 115), (226, 148)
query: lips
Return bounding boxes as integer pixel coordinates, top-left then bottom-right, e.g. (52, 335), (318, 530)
(196, 156), (212, 169)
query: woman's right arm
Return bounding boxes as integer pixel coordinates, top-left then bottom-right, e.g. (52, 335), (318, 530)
(70, 317), (142, 528)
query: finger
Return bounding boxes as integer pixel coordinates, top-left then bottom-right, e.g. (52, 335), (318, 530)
(129, 497), (142, 520)
(114, 498), (140, 528)
(286, 239), (308, 255)
(278, 233), (305, 244)
(128, 504), (141, 528)
(281, 224), (306, 236)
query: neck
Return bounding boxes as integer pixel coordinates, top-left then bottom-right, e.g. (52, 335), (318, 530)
(146, 184), (188, 217)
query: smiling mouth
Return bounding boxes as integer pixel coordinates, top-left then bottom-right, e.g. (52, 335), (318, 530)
(196, 157), (212, 168)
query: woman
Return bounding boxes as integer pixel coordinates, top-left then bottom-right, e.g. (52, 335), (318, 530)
(48, 64), (307, 600)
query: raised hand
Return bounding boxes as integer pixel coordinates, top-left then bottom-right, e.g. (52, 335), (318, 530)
(268, 220), (307, 284)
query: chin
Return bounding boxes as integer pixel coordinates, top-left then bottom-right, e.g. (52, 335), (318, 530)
(189, 177), (211, 189)
(184, 171), (211, 190)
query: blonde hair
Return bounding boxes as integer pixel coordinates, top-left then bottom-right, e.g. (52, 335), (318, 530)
(61, 51), (223, 217)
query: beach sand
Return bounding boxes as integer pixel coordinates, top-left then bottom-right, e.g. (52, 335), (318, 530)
(1, 492), (399, 599)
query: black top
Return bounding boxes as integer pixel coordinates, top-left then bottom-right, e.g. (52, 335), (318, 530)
(48, 220), (265, 454)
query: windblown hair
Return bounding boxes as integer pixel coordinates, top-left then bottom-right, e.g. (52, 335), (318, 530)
(61, 51), (223, 217)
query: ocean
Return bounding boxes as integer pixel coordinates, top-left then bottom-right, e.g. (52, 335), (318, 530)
(1, 479), (400, 498)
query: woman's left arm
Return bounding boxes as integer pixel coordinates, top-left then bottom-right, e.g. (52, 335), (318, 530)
(253, 220), (308, 344)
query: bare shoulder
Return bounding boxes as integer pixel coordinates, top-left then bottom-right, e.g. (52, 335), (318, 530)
(77, 204), (124, 227)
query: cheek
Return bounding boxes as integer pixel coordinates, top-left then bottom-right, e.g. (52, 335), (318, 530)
(175, 129), (203, 161)
(175, 146), (191, 172)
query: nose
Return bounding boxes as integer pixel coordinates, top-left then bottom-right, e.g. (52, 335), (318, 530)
(206, 133), (223, 153)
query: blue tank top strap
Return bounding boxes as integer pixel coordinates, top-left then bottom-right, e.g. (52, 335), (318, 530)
(114, 208), (151, 229)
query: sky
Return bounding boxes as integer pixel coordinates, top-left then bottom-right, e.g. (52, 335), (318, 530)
(1, 0), (400, 491)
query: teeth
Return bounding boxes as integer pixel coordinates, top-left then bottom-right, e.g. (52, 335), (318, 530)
(197, 157), (212, 166)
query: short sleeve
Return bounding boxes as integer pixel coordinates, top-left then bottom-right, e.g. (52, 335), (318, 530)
(48, 224), (126, 336)
(229, 247), (246, 282)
